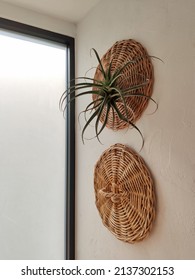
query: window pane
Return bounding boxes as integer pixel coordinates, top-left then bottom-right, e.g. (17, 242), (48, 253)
(0, 30), (66, 259)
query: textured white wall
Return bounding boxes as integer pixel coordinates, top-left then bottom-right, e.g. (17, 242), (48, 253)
(76, 0), (195, 259)
(0, 1), (76, 37)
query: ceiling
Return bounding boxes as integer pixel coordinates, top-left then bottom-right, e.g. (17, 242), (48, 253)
(0, 0), (101, 23)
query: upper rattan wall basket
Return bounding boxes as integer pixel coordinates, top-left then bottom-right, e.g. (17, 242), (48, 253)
(94, 143), (156, 243)
(93, 39), (154, 130)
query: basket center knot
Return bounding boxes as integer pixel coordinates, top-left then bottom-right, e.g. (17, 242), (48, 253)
(110, 183), (121, 203)
(110, 194), (121, 203)
(111, 183), (118, 193)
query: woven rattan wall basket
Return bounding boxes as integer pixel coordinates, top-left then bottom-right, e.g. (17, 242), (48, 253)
(93, 39), (154, 130)
(94, 143), (156, 243)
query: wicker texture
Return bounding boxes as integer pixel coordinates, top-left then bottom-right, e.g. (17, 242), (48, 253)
(93, 39), (154, 130)
(94, 143), (155, 243)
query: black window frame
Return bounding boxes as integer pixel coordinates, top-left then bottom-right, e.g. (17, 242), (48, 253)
(0, 17), (75, 260)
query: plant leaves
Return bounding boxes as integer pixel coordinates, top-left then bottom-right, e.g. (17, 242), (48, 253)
(94, 96), (109, 143)
(97, 103), (111, 137)
(123, 92), (158, 112)
(111, 100), (144, 149)
(61, 90), (104, 113)
(91, 48), (107, 79)
(109, 86), (129, 122)
(81, 106), (102, 143)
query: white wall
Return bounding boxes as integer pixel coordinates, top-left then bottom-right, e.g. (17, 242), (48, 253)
(76, 0), (195, 259)
(0, 1), (76, 37)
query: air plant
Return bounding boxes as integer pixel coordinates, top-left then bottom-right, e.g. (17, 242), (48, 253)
(59, 48), (157, 147)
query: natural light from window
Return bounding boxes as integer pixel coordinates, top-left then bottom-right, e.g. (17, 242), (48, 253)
(0, 30), (67, 260)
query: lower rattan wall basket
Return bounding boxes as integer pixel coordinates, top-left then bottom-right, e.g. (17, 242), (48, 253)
(94, 143), (156, 243)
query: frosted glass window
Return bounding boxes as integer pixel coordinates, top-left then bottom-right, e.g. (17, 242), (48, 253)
(0, 30), (67, 259)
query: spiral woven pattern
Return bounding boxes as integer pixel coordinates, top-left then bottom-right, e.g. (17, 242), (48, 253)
(94, 143), (156, 243)
(93, 39), (154, 130)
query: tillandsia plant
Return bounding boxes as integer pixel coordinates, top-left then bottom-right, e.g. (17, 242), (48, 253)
(59, 48), (157, 147)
